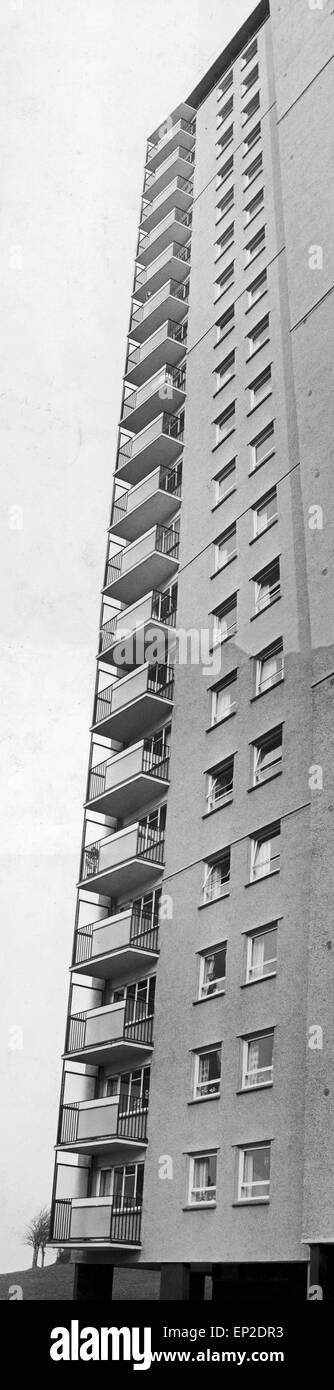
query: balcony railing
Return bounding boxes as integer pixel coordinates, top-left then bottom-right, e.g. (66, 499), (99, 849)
(58, 1096), (148, 1146)
(66, 1000), (154, 1054)
(134, 244), (190, 293)
(73, 902), (160, 967)
(147, 117), (195, 162)
(122, 365), (186, 420)
(117, 409), (184, 471)
(81, 820), (165, 882)
(143, 145), (195, 194)
(130, 278), (189, 332)
(141, 174), (194, 225)
(51, 1198), (142, 1246)
(126, 318), (187, 376)
(94, 662), (174, 728)
(110, 463), (182, 529)
(105, 522), (180, 588)
(87, 738), (170, 804)
(98, 586), (177, 659)
(137, 209), (192, 258)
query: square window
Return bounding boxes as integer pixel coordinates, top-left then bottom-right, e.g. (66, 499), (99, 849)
(211, 670), (237, 723)
(248, 364), (272, 409)
(215, 402), (235, 444)
(199, 943), (227, 998)
(255, 640), (284, 695)
(238, 1144), (271, 1202)
(202, 849), (231, 902)
(213, 594), (237, 644)
(253, 557), (280, 614)
(250, 823), (280, 881)
(242, 1031), (274, 1088)
(194, 1046), (221, 1099)
(253, 487), (277, 536)
(206, 756), (234, 811)
(214, 458), (236, 504)
(252, 726), (283, 785)
(247, 313), (269, 356)
(189, 1152), (217, 1205)
(250, 420), (274, 470)
(246, 924), (278, 982)
(215, 523), (237, 570)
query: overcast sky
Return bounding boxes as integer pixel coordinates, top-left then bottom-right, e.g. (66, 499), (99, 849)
(0, 0), (254, 1273)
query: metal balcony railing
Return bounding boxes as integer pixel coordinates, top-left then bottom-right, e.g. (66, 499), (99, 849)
(51, 1198), (142, 1245)
(66, 1000), (154, 1055)
(126, 317), (187, 375)
(73, 901), (160, 968)
(255, 580), (281, 615)
(99, 614), (117, 653)
(58, 1096), (148, 1146)
(143, 146), (195, 193)
(117, 410), (184, 470)
(87, 737), (170, 803)
(81, 821), (165, 882)
(134, 244), (191, 292)
(94, 662), (174, 728)
(141, 175), (194, 224)
(137, 209), (192, 257)
(105, 522), (179, 588)
(147, 118), (195, 160)
(110, 462), (182, 529)
(121, 365), (186, 420)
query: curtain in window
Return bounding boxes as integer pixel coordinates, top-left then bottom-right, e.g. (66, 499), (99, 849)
(261, 654), (278, 689)
(252, 837), (270, 878)
(250, 935), (264, 979)
(247, 1041), (260, 1086)
(216, 687), (232, 720)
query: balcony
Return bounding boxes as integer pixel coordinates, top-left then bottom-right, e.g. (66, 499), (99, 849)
(110, 464), (182, 542)
(116, 411), (184, 487)
(142, 145), (195, 203)
(86, 737), (170, 818)
(98, 587), (177, 668)
(121, 365), (185, 434)
(72, 903), (160, 978)
(78, 818), (165, 897)
(92, 662), (174, 742)
(137, 208), (191, 267)
(65, 997), (154, 1067)
(133, 243), (190, 304)
(58, 1095), (148, 1154)
(129, 279), (189, 345)
(104, 524), (179, 605)
(146, 116), (195, 173)
(140, 175), (193, 235)
(125, 319), (187, 388)
(51, 1198), (142, 1248)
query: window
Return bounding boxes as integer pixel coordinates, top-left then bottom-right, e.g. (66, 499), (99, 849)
(216, 304), (234, 341)
(216, 185), (234, 223)
(247, 313), (269, 356)
(218, 69), (233, 100)
(206, 757), (234, 811)
(241, 37), (258, 67)
(105, 1065), (150, 1109)
(255, 639), (284, 695)
(216, 154), (233, 189)
(215, 222), (234, 258)
(243, 92), (260, 126)
(253, 558), (280, 614)
(252, 726), (283, 785)
(199, 943), (227, 998)
(202, 848), (231, 902)
(253, 487), (277, 536)
(214, 458), (236, 504)
(217, 96), (233, 128)
(247, 268), (267, 307)
(245, 226), (265, 264)
(244, 151), (263, 188)
(215, 351), (235, 390)
(213, 594), (237, 644)
(238, 1145), (271, 1202)
(246, 924), (278, 982)
(250, 822), (281, 881)
(194, 1046), (222, 1099)
(249, 364), (272, 410)
(242, 1032), (274, 1089)
(241, 63), (259, 96)
(245, 187), (264, 224)
(215, 260), (234, 300)
(217, 123), (234, 155)
(211, 670), (237, 724)
(188, 1152), (217, 1205)
(215, 402), (235, 444)
(99, 1161), (144, 1207)
(215, 523), (237, 570)
(250, 420), (274, 470)
(243, 121), (261, 154)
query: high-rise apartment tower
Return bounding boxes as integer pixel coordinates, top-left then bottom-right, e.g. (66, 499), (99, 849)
(50, 0), (334, 1301)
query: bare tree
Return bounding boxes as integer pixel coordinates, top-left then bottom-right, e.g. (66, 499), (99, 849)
(24, 1207), (50, 1269)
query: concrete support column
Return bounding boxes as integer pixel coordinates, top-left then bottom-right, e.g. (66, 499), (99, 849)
(160, 1264), (191, 1300)
(73, 1262), (114, 1301)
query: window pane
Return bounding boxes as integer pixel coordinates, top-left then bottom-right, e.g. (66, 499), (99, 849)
(202, 946), (226, 995)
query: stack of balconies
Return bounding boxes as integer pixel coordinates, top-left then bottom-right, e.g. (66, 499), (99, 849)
(50, 100), (195, 1254)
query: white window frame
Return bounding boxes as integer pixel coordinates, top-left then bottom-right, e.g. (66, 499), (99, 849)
(217, 123), (234, 156)
(250, 421), (274, 470)
(254, 560), (280, 614)
(247, 313), (269, 357)
(215, 403), (235, 444)
(202, 853), (231, 903)
(194, 1046), (222, 1100)
(253, 488), (277, 537)
(199, 944), (227, 999)
(211, 673), (237, 724)
(214, 459), (236, 504)
(243, 121), (261, 155)
(253, 728), (282, 785)
(245, 187), (264, 225)
(249, 364), (272, 410)
(217, 69), (233, 100)
(246, 925), (278, 983)
(241, 37), (258, 68)
(216, 155), (233, 190)
(238, 1145), (271, 1203)
(244, 151), (263, 188)
(250, 827), (280, 881)
(206, 759), (234, 811)
(215, 351), (235, 390)
(188, 1152), (217, 1206)
(216, 305), (235, 341)
(215, 525), (237, 570)
(256, 642), (284, 695)
(215, 223), (234, 259)
(213, 597), (237, 645)
(242, 1032), (274, 1089)
(242, 91), (260, 126)
(217, 97), (233, 130)
(216, 185), (234, 224)
(245, 226), (265, 265)
(247, 268), (267, 308)
(215, 260), (234, 301)
(241, 63), (259, 97)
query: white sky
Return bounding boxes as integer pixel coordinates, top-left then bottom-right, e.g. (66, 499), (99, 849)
(0, 0), (254, 1273)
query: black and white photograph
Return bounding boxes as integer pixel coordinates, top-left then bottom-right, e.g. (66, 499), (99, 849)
(1, 0), (333, 1371)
